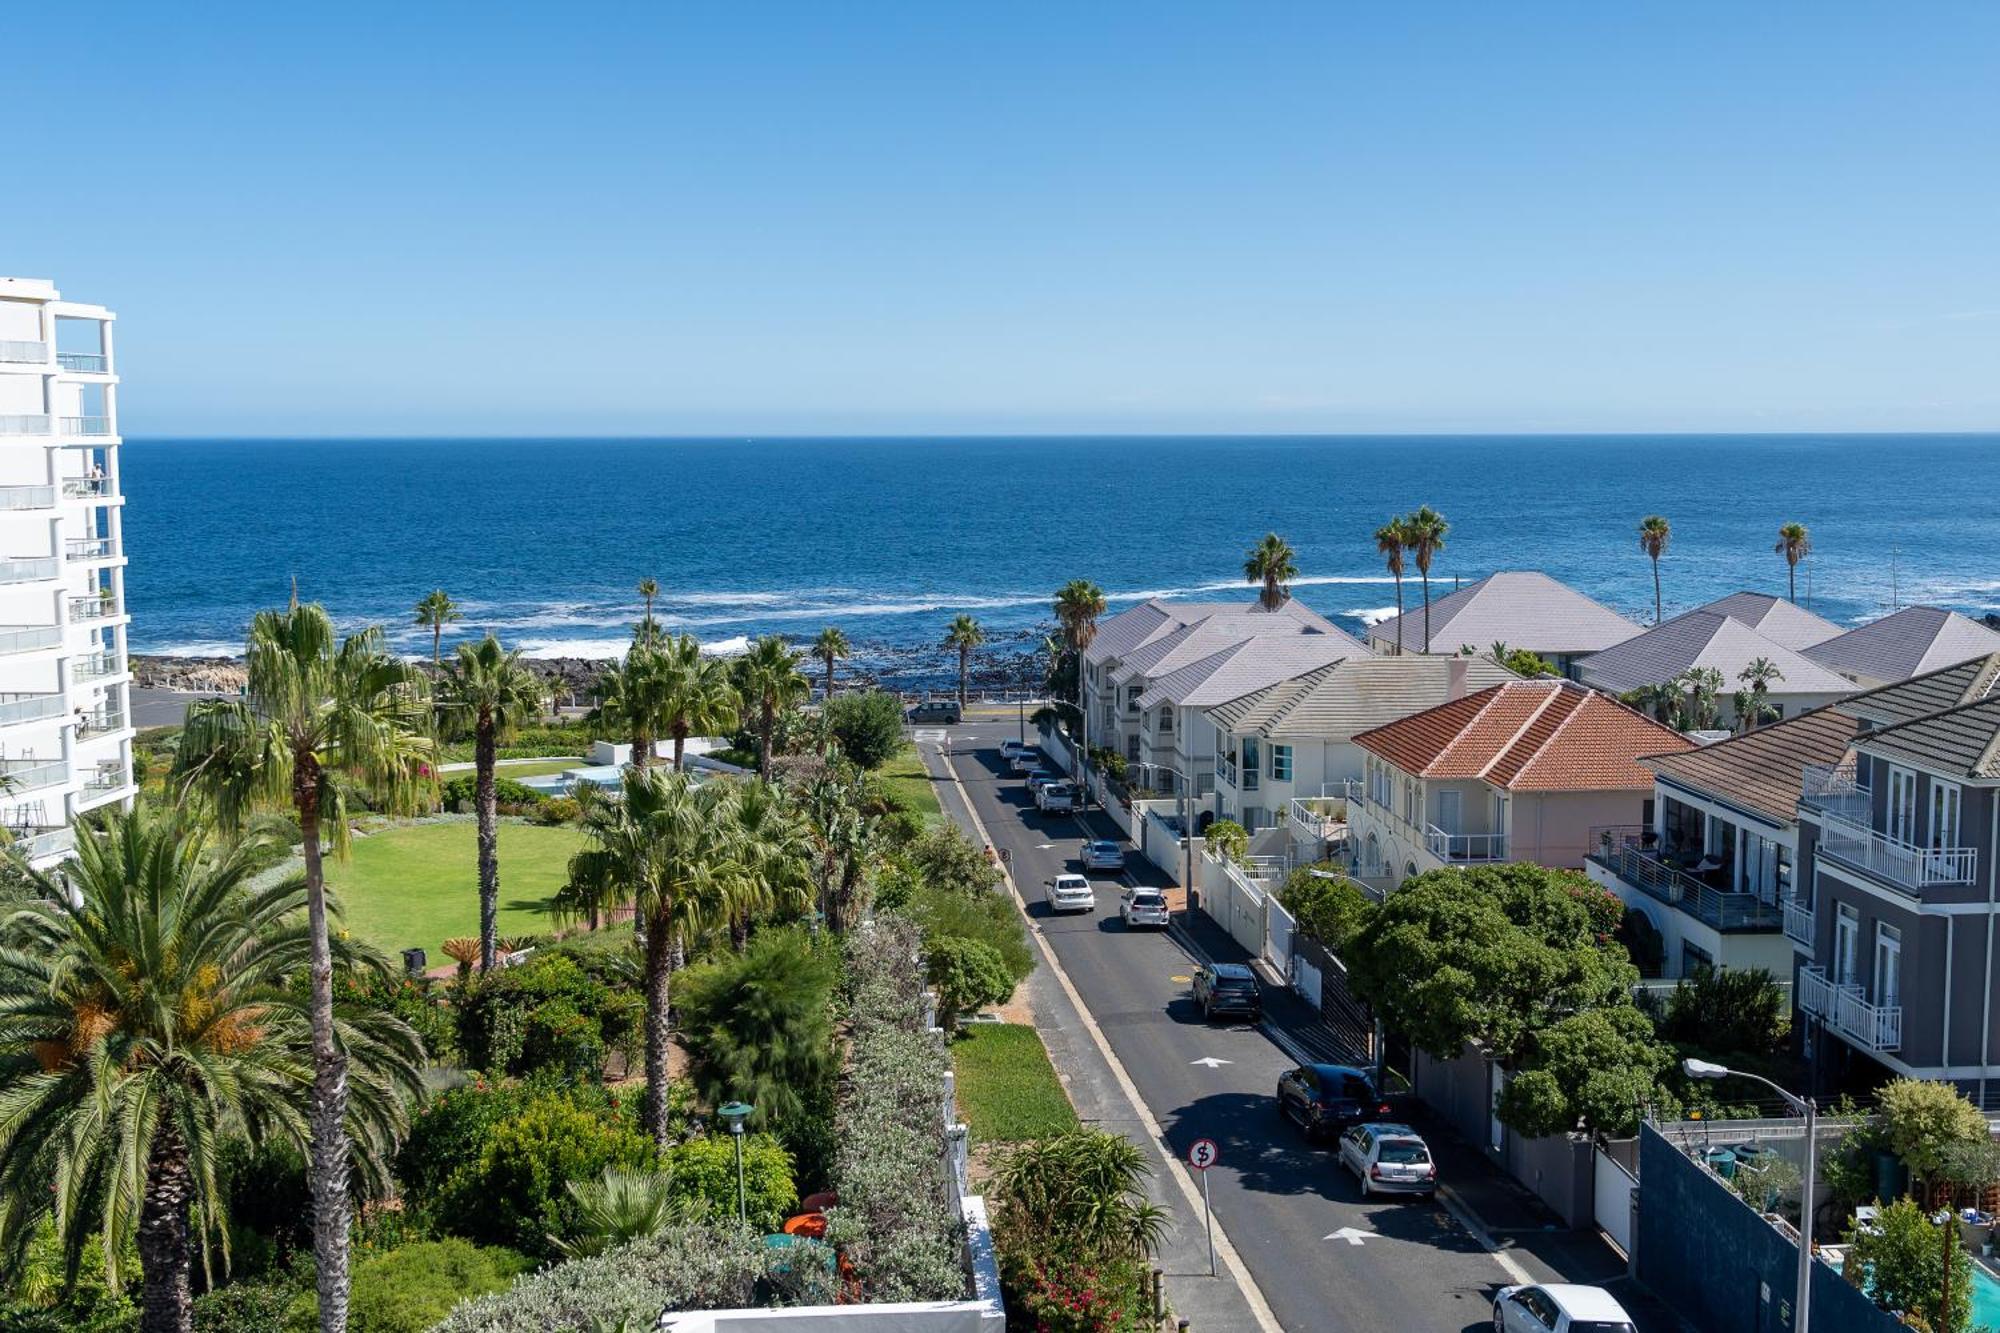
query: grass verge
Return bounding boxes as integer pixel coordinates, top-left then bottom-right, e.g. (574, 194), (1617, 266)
(878, 742), (944, 824)
(327, 820), (585, 961)
(951, 1023), (1078, 1143)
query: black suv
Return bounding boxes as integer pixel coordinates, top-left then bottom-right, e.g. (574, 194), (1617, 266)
(1191, 962), (1264, 1021)
(1276, 1064), (1391, 1140)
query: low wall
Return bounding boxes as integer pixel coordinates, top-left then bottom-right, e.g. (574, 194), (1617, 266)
(1636, 1124), (1897, 1333)
(1412, 1044), (1593, 1228)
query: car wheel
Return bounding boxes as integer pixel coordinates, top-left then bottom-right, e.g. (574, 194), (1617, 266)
(1492, 1309), (1505, 1333)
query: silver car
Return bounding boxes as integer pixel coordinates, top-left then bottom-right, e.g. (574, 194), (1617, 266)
(1083, 839), (1125, 872)
(1119, 887), (1169, 929)
(1037, 781), (1076, 813)
(1043, 873), (1096, 913)
(1493, 1283), (1636, 1333)
(1337, 1122), (1437, 1198)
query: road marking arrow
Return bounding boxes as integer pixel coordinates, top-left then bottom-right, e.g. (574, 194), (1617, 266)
(1189, 1057), (1233, 1069)
(1035, 843), (1058, 849)
(1323, 1227), (1373, 1246)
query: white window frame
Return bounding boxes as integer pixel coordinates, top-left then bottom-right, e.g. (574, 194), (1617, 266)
(1931, 779), (1961, 851)
(1835, 903), (1860, 985)
(1270, 743), (1292, 782)
(1888, 765), (1918, 844)
(1875, 922), (1902, 1008)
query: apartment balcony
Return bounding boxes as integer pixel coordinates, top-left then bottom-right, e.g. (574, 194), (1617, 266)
(12, 826), (73, 863)
(56, 352), (108, 374)
(57, 417), (111, 437)
(81, 764), (127, 796)
(1797, 965), (1901, 1053)
(65, 536), (117, 562)
(1819, 811), (1976, 894)
(1288, 793), (1351, 843)
(1426, 824), (1508, 864)
(0, 485), (56, 512)
(68, 595), (121, 622)
(1783, 899), (1815, 949)
(0, 626), (62, 656)
(71, 652), (124, 682)
(0, 340), (49, 366)
(0, 758), (68, 792)
(1800, 762), (1871, 823)
(77, 706), (126, 737)
(61, 477), (113, 500)
(0, 693), (66, 729)
(1588, 837), (1783, 931)
(0, 557), (60, 586)
(0, 415), (51, 436)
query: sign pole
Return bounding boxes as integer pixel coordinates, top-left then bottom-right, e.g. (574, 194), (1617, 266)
(1202, 1166), (1214, 1276)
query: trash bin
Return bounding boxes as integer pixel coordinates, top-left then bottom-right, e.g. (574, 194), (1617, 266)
(402, 948), (427, 977)
(1705, 1147), (1738, 1179)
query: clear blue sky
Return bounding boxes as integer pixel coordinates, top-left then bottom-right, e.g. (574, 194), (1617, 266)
(8, 2), (1997, 436)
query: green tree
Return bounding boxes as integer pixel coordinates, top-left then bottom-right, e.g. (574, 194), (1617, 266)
(1657, 965), (1788, 1056)
(1495, 1006), (1672, 1137)
(1878, 1078), (1990, 1190)
(1489, 642), (1558, 678)
(1848, 1197), (1974, 1333)
(594, 645), (670, 771)
(822, 691), (904, 770)
(1639, 515), (1671, 624)
(1278, 865), (1374, 953)
(927, 936), (1015, 1032)
(1736, 656), (1784, 732)
(172, 602), (432, 1333)
(414, 589), (462, 670)
(1776, 522), (1812, 604)
(811, 626), (850, 701)
(1375, 519), (1410, 653)
(439, 634), (549, 971)
(675, 927), (838, 1128)
(662, 1134), (797, 1234)
(636, 577), (659, 628)
(942, 614), (985, 711)
(907, 822), (1002, 897)
(658, 635), (741, 771)
(0, 806), (422, 1333)
(1204, 819), (1247, 863)
(734, 635), (809, 776)
(1243, 533), (1298, 611)
(1052, 580), (1108, 658)
(1404, 505), (1450, 652)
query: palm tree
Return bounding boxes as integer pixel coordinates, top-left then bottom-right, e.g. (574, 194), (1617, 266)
(1737, 656), (1785, 731)
(634, 577), (663, 649)
(638, 577), (659, 623)
(736, 635), (809, 775)
(551, 1167), (684, 1259)
(560, 769), (759, 1149)
(724, 778), (812, 947)
(797, 768), (879, 933)
(659, 634), (741, 771)
(943, 614), (985, 711)
(1374, 519), (1409, 653)
(1052, 579), (1108, 657)
(811, 626), (850, 701)
(170, 602), (431, 1333)
(0, 806), (421, 1333)
(439, 634), (549, 971)
(1776, 523), (1812, 603)
(1639, 515), (1671, 624)
(597, 645), (670, 770)
(413, 589), (461, 670)
(1243, 533), (1298, 611)
(1404, 506), (1450, 652)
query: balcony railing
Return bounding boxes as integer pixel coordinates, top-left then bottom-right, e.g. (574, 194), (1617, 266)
(56, 352), (108, 373)
(0, 626), (61, 655)
(69, 596), (120, 622)
(0, 415), (50, 436)
(82, 766), (127, 795)
(0, 759), (68, 792)
(58, 417), (111, 437)
(0, 693), (65, 728)
(76, 707), (126, 736)
(12, 826), (73, 862)
(0, 558), (60, 585)
(61, 477), (111, 499)
(1819, 811), (1977, 893)
(1797, 966), (1901, 1053)
(0, 340), (49, 365)
(1588, 832), (1784, 931)
(1289, 795), (1349, 843)
(0, 485), (55, 511)
(71, 652), (124, 682)
(65, 537), (115, 561)
(1426, 824), (1508, 863)
(1783, 899), (1815, 948)
(1800, 762), (1871, 823)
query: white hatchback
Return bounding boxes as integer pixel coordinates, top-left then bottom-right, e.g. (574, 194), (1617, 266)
(1043, 873), (1096, 913)
(1493, 1283), (1636, 1333)
(1119, 887), (1170, 929)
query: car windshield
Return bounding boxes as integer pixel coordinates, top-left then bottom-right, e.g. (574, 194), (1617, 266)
(1568, 1324), (1635, 1333)
(1092, 842), (1118, 853)
(1338, 1075), (1376, 1100)
(1377, 1140), (1428, 1164)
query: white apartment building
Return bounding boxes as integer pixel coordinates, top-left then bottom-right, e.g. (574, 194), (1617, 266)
(0, 277), (136, 865)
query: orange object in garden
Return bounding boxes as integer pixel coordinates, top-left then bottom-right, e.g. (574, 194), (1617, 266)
(783, 1211), (828, 1238)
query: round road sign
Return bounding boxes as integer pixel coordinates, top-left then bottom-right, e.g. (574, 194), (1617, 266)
(1188, 1138), (1220, 1171)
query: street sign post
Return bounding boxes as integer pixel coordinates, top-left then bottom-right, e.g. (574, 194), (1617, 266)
(1188, 1138), (1219, 1275)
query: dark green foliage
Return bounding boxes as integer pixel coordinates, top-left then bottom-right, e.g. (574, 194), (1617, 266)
(676, 927), (839, 1133)
(822, 691), (905, 770)
(1656, 966), (1788, 1056)
(456, 953), (634, 1080)
(334, 969), (461, 1066)
(533, 796), (582, 825)
(192, 1271), (304, 1332)
(904, 882), (1033, 983)
(1495, 1006), (1674, 1136)
(908, 823), (1002, 897)
(991, 1132), (1160, 1332)
(1278, 865), (1374, 953)
(282, 1239), (530, 1333)
(927, 936), (1015, 1031)
(1847, 1197), (1975, 1332)
(662, 1135), (797, 1233)
(215, 1138), (311, 1276)
(397, 1082), (534, 1203)
(441, 774), (547, 813)
(436, 721), (605, 764)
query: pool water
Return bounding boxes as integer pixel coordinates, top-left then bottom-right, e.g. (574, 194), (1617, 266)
(1828, 1249), (2000, 1324)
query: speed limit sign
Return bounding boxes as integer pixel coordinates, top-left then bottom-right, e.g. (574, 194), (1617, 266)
(1187, 1138), (1219, 1171)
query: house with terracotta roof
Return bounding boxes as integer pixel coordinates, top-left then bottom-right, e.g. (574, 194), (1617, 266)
(1346, 679), (1693, 886)
(1365, 571), (1641, 674)
(1803, 604), (2000, 689)
(1575, 608), (1856, 728)
(1585, 707), (1863, 983)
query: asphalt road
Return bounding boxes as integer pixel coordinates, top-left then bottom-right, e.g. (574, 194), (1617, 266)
(937, 718), (1550, 1333)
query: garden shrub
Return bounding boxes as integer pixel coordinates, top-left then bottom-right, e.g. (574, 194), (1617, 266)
(0, 1223), (137, 1332)
(905, 882), (1032, 984)
(676, 927), (838, 1132)
(927, 935), (1014, 1031)
(457, 953), (623, 1079)
(908, 823), (1002, 896)
(440, 774), (547, 814)
(533, 795), (582, 825)
(192, 1270), (303, 1332)
(334, 970), (460, 1066)
(283, 1239), (528, 1333)
(663, 1134), (798, 1233)
(1278, 864), (1374, 954)
(822, 691), (905, 770)
(397, 1081), (532, 1202)
(1657, 965), (1788, 1056)
(517, 998), (606, 1083)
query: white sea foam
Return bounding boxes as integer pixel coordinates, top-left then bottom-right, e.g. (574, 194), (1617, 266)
(517, 638), (642, 660)
(144, 641), (244, 658)
(1344, 606), (1401, 625)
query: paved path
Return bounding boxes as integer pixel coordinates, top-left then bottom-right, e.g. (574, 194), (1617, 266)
(928, 720), (1689, 1333)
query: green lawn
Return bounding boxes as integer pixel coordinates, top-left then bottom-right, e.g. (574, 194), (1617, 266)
(878, 743), (944, 824)
(487, 758), (589, 779)
(326, 821), (586, 962)
(951, 1023), (1078, 1143)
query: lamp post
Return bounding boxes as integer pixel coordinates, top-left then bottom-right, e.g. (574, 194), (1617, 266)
(1685, 1058), (1817, 1330)
(719, 1101), (754, 1225)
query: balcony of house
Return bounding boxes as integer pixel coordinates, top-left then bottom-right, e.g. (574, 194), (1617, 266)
(68, 593), (121, 622)
(81, 761), (128, 798)
(0, 755), (69, 793)
(0, 556), (60, 586)
(64, 536), (118, 564)
(0, 341), (50, 367)
(1425, 824), (1509, 863)
(76, 703), (127, 738)
(0, 484), (56, 512)
(1783, 898), (1815, 949)
(1799, 761), (1871, 824)
(56, 352), (109, 374)
(61, 476), (115, 500)
(0, 415), (51, 437)
(1798, 965), (1901, 1054)
(10, 825), (73, 864)
(1587, 827), (1784, 932)
(71, 651), (124, 683)
(1214, 748), (1259, 793)
(1289, 780), (1360, 844)
(0, 692), (67, 730)
(56, 416), (111, 438)
(0, 626), (63, 656)
(1817, 810), (1976, 895)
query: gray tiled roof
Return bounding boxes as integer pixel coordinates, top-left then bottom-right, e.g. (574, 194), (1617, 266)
(1108, 608), (1363, 686)
(1206, 654), (1521, 740)
(1856, 692), (2000, 779)
(1835, 652), (2000, 727)
(1642, 707), (1863, 825)
(1692, 592), (1844, 651)
(1804, 605), (2000, 685)
(1136, 636), (1370, 709)
(1366, 571), (1641, 657)
(1084, 597), (1341, 666)
(1575, 610), (1855, 696)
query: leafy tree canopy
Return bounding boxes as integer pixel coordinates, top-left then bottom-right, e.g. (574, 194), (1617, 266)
(1495, 1006), (1673, 1137)
(822, 691), (906, 770)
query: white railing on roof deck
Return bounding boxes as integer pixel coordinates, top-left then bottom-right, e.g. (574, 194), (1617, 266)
(1425, 823), (1507, 863)
(1820, 810), (1976, 892)
(1800, 761), (1870, 822)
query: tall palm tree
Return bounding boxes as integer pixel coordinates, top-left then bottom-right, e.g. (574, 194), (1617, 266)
(559, 769), (758, 1150)
(1639, 515), (1671, 625)
(638, 577), (659, 624)
(659, 634), (741, 771)
(1404, 506), (1450, 652)
(597, 644), (670, 770)
(1243, 533), (1298, 611)
(1737, 656), (1785, 732)
(0, 809), (423, 1333)
(797, 768), (879, 933)
(1776, 522), (1812, 603)
(439, 634), (549, 971)
(1052, 579), (1108, 657)
(1375, 519), (1410, 653)
(943, 614), (985, 711)
(413, 589), (461, 670)
(170, 603), (431, 1333)
(724, 779), (812, 947)
(736, 635), (809, 775)
(811, 626), (850, 701)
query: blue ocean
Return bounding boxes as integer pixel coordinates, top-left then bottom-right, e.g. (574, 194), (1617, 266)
(121, 435), (2000, 682)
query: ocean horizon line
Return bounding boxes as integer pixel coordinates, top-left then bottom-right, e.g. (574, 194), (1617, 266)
(119, 429), (2000, 445)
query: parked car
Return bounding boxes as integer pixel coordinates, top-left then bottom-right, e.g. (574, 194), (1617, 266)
(1493, 1284), (1636, 1333)
(1036, 781), (1076, 813)
(1338, 1122), (1436, 1198)
(1191, 962), (1264, 1021)
(907, 699), (961, 724)
(1275, 1063), (1389, 1138)
(1083, 839), (1126, 872)
(1010, 748), (1044, 773)
(1000, 738), (1030, 762)
(1119, 887), (1170, 929)
(1025, 769), (1059, 796)
(1043, 873), (1096, 913)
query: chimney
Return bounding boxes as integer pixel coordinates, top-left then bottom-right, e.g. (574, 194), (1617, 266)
(1447, 656), (1468, 700)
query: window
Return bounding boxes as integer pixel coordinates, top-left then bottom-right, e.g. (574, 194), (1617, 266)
(1270, 744), (1292, 781)
(1158, 704), (1175, 733)
(1241, 737), (1260, 791)
(1125, 735), (1140, 762)
(1875, 923), (1902, 1007)
(1888, 766), (1917, 843)
(1834, 903), (1859, 984)
(1125, 685), (1141, 713)
(1931, 780), (1962, 850)
(1244, 806), (1267, 832)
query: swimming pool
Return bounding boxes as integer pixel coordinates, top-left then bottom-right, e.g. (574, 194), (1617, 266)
(1826, 1247), (2000, 1324)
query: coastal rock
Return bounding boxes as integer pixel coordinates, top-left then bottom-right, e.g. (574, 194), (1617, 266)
(133, 655), (249, 694)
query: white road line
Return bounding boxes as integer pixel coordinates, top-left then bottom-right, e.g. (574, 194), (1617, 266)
(938, 745), (1287, 1333)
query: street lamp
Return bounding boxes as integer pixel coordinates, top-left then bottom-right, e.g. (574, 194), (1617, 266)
(1684, 1058), (1817, 1330)
(719, 1101), (755, 1225)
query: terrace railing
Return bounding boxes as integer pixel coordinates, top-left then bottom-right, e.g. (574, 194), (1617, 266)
(13, 826), (73, 862)
(1588, 834), (1783, 932)
(1783, 898), (1815, 949)
(58, 416), (110, 437)
(0, 694), (66, 728)
(0, 340), (48, 365)
(1819, 810), (1976, 893)
(65, 536), (115, 560)
(0, 485), (55, 511)
(1798, 966), (1900, 1053)
(1800, 761), (1871, 823)
(71, 652), (123, 682)
(0, 558), (59, 585)
(68, 596), (119, 621)
(0, 415), (51, 437)
(61, 477), (111, 499)
(1425, 824), (1507, 863)
(0, 759), (68, 792)
(0, 626), (61, 655)
(56, 352), (108, 373)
